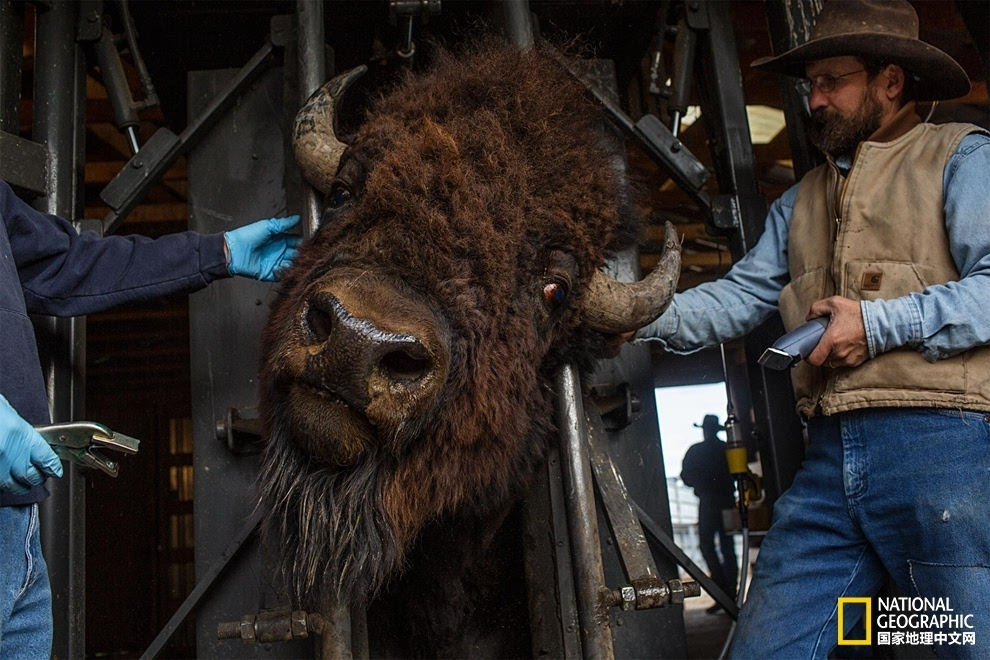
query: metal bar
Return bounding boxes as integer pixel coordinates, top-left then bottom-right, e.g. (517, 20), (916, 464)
(141, 511), (262, 660)
(318, 606), (353, 660)
(630, 501), (739, 618)
(101, 40), (276, 234)
(521, 448), (582, 658)
(349, 602), (369, 660)
(296, 0), (325, 238)
(119, 0), (159, 108)
(502, 0), (534, 51)
(0, 0), (24, 134)
(555, 364), (614, 660)
(295, 7), (353, 658)
(0, 131), (49, 196)
(584, 403), (660, 587)
(544, 45), (712, 216)
(696, 0), (807, 515)
(32, 2), (86, 658)
(695, 1), (766, 254)
(764, 0), (823, 179)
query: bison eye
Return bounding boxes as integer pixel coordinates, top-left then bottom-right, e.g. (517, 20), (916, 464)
(329, 184), (352, 209)
(542, 281), (568, 310)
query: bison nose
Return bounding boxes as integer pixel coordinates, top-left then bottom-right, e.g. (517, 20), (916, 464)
(302, 292), (440, 414)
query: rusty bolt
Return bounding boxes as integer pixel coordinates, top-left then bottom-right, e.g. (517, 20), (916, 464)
(668, 579), (685, 604)
(290, 610), (308, 639)
(682, 580), (701, 598)
(620, 586), (636, 611)
(217, 621), (241, 640)
(240, 615), (257, 644)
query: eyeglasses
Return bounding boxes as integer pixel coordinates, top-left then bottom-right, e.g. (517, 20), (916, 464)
(795, 69), (866, 96)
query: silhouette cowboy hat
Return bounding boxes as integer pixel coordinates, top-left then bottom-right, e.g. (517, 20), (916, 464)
(693, 414), (725, 435)
(751, 0), (970, 102)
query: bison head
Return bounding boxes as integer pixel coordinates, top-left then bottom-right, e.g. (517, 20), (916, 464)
(257, 42), (680, 610)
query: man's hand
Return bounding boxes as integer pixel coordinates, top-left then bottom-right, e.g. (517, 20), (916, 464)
(225, 215), (303, 282)
(806, 296), (869, 368)
(0, 394), (63, 494)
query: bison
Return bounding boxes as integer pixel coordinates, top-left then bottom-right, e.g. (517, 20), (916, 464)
(257, 40), (680, 655)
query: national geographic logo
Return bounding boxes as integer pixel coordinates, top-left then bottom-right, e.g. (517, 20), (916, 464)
(837, 597), (977, 648)
(837, 598), (871, 645)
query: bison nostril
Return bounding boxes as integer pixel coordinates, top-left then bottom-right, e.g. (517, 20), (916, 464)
(379, 348), (430, 383)
(305, 304), (335, 343)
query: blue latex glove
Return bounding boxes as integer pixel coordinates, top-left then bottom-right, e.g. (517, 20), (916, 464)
(224, 215), (303, 282)
(0, 393), (63, 494)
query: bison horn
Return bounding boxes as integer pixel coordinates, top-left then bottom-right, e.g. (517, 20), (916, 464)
(292, 65), (367, 195)
(583, 221), (682, 334)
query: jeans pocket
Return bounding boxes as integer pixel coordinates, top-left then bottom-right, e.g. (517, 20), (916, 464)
(930, 409), (990, 442)
(17, 504), (38, 598)
(907, 560), (990, 652)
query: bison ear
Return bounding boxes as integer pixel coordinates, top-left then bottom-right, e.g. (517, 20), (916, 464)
(582, 221), (681, 334)
(293, 66), (367, 195)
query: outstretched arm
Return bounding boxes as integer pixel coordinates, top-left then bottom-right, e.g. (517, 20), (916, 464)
(2, 181), (300, 317)
(634, 184), (797, 353)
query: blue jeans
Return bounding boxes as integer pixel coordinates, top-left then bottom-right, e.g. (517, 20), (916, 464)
(730, 408), (990, 659)
(0, 504), (52, 658)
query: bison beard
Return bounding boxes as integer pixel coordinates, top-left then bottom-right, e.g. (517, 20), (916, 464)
(258, 423), (399, 608)
(256, 38), (678, 631)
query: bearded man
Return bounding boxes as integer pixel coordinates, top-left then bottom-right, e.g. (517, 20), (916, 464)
(634, 1), (990, 656)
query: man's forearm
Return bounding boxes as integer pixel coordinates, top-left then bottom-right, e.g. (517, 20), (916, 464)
(861, 266), (990, 362)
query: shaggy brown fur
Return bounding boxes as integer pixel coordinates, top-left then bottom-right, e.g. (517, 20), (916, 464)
(257, 39), (636, 636)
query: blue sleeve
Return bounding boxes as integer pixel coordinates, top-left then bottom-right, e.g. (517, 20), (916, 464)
(1, 180), (231, 317)
(634, 184), (798, 353)
(860, 133), (990, 361)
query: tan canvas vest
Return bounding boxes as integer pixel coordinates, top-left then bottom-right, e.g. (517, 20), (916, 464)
(778, 109), (989, 417)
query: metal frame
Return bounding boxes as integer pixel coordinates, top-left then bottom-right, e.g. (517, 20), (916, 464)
(26, 3), (89, 658)
(692, 0), (808, 509)
(556, 365), (616, 660)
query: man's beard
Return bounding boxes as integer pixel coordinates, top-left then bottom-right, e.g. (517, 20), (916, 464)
(809, 89), (884, 158)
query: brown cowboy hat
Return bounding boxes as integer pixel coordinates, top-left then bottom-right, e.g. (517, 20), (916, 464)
(751, 0), (971, 102)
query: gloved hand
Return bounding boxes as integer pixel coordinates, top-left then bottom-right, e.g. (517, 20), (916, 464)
(224, 215), (303, 282)
(0, 394), (63, 494)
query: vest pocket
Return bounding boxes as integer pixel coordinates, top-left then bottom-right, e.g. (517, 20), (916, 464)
(835, 348), (968, 394)
(837, 260), (967, 395)
(842, 260), (933, 303)
(778, 268), (825, 332)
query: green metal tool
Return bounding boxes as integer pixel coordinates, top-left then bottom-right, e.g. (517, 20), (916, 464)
(34, 421), (141, 477)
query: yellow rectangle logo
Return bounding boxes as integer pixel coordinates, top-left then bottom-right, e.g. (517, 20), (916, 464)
(837, 597), (872, 645)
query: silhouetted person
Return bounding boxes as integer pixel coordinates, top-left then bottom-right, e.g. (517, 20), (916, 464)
(681, 414), (738, 613)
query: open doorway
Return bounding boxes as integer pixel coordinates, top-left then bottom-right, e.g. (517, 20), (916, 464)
(656, 382), (742, 658)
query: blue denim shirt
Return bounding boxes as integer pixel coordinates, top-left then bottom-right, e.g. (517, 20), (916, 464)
(636, 132), (990, 363)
